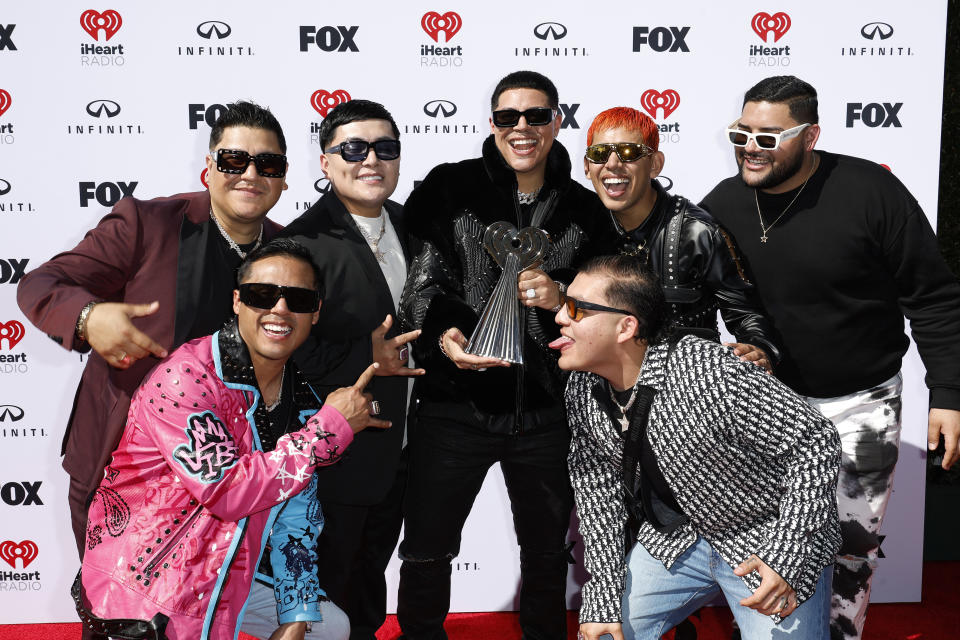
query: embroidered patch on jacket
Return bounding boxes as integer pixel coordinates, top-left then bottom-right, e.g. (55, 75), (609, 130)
(174, 411), (240, 483)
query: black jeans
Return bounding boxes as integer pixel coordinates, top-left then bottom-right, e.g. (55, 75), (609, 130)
(397, 415), (573, 640)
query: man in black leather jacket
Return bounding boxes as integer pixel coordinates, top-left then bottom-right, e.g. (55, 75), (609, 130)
(584, 107), (779, 371)
(396, 71), (608, 640)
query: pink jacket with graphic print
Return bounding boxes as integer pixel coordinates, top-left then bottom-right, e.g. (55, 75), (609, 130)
(80, 332), (353, 640)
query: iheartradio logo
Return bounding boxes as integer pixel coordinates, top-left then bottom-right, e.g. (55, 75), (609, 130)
(311, 89), (351, 118)
(640, 90), (680, 120)
(0, 89), (10, 117)
(200, 168), (209, 189)
(0, 320), (26, 350)
(422, 11), (461, 43)
(0, 539), (38, 569)
(751, 12), (790, 42)
(80, 9), (123, 41)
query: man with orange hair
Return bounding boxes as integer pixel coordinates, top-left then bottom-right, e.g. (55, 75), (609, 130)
(584, 107), (779, 371)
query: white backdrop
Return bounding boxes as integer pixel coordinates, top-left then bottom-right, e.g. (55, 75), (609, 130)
(0, 0), (946, 624)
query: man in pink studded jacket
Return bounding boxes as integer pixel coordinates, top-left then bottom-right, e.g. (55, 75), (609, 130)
(75, 239), (390, 640)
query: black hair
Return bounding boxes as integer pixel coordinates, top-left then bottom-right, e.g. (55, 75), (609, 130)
(743, 75), (819, 124)
(237, 238), (323, 297)
(578, 254), (670, 345)
(490, 70), (559, 111)
(318, 99), (400, 150)
(209, 101), (287, 153)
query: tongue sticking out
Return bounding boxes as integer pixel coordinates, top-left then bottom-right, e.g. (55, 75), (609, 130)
(548, 336), (573, 350)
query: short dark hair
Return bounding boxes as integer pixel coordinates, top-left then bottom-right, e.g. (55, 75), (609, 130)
(209, 101), (287, 153)
(579, 254), (670, 345)
(318, 99), (400, 150)
(743, 75), (819, 124)
(237, 238), (324, 297)
(490, 70), (559, 111)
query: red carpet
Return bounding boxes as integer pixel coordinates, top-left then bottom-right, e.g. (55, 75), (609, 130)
(2, 563), (957, 639)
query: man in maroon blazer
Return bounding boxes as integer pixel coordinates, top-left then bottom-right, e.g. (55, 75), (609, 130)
(17, 101), (295, 558)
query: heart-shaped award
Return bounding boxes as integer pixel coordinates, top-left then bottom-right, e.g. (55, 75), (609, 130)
(466, 222), (550, 364)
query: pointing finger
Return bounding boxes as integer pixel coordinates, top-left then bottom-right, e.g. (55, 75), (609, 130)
(353, 362), (380, 390)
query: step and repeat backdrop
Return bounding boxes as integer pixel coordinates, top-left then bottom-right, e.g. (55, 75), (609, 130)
(0, 0), (947, 624)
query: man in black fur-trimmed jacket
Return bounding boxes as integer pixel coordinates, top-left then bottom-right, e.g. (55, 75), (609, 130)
(556, 254), (840, 640)
(396, 70), (608, 640)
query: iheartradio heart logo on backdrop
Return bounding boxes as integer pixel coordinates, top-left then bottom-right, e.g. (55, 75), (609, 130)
(0, 320), (26, 350)
(200, 168), (209, 189)
(311, 90), (351, 118)
(80, 9), (123, 41)
(0, 539), (38, 569)
(751, 12), (791, 43)
(0, 89), (10, 117)
(421, 11), (462, 43)
(640, 90), (681, 120)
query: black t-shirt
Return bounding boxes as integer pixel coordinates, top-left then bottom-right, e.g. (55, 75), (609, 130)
(612, 384), (687, 530)
(701, 151), (960, 406)
(185, 223), (258, 342)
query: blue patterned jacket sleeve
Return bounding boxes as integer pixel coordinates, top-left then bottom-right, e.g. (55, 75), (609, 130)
(269, 474), (327, 624)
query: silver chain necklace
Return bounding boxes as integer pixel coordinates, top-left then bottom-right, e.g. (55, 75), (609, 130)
(210, 208), (262, 258)
(754, 155), (818, 244)
(609, 369), (644, 432)
(265, 366), (284, 412)
(517, 186), (541, 205)
(356, 213), (387, 263)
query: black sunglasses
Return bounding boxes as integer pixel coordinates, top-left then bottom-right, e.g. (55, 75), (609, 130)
(562, 295), (634, 321)
(585, 142), (655, 164)
(324, 139), (401, 162)
(491, 107), (556, 128)
(216, 149), (287, 178)
(238, 283), (321, 313)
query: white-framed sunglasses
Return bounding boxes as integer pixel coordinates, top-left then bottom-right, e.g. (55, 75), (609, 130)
(725, 120), (811, 150)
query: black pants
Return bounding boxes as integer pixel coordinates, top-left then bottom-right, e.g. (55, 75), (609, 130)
(315, 450), (407, 640)
(397, 417), (573, 640)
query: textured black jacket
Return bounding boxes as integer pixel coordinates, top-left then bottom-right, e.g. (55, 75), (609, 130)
(605, 181), (780, 362)
(282, 192), (409, 506)
(566, 336), (841, 624)
(399, 135), (609, 433)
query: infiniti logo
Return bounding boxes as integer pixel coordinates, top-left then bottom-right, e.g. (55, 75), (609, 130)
(423, 100), (457, 118)
(197, 20), (232, 40)
(314, 178), (331, 194)
(0, 405), (24, 422)
(534, 22), (567, 40)
(86, 99), (121, 118)
(0, 179), (10, 196)
(860, 22), (894, 40)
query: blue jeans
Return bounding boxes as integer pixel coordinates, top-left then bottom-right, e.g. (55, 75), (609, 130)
(621, 537), (831, 640)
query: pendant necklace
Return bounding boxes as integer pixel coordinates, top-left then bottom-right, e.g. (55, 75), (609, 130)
(357, 213), (387, 263)
(754, 154), (818, 244)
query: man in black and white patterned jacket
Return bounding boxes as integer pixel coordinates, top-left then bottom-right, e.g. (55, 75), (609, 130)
(551, 255), (840, 640)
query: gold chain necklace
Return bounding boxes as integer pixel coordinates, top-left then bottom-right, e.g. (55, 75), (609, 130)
(754, 155), (818, 244)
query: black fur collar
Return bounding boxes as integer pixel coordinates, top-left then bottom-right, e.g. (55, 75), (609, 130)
(480, 134), (573, 196)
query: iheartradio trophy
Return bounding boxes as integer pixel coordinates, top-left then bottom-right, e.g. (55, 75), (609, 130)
(465, 221), (551, 364)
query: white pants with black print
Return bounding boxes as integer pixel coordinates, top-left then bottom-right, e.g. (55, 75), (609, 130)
(805, 372), (902, 640)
